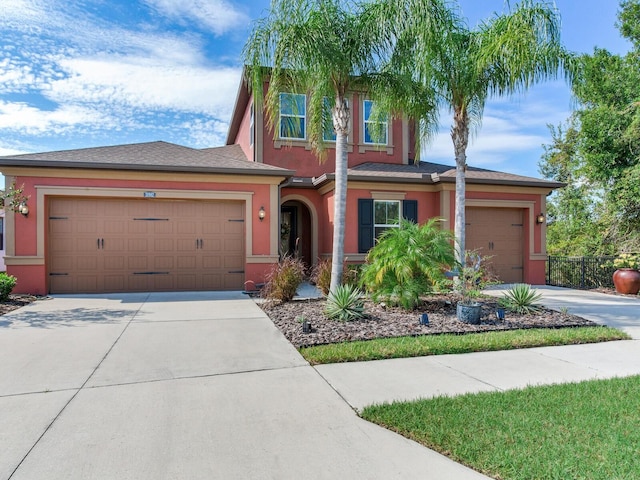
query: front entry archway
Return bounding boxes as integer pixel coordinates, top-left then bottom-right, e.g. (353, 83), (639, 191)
(280, 200), (313, 270)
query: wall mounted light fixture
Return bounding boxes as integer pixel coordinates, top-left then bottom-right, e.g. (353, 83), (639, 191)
(18, 202), (29, 217)
(258, 206), (266, 221)
(536, 213), (545, 225)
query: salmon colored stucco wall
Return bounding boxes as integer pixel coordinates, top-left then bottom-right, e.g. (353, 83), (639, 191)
(236, 93), (254, 163)
(6, 173), (282, 294)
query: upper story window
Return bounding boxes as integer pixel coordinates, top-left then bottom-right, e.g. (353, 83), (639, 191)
(323, 97), (336, 142)
(363, 99), (388, 145)
(279, 93), (306, 140)
(322, 97), (350, 142)
(374, 199), (400, 238)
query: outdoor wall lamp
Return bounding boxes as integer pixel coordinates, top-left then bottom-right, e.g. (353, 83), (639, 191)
(536, 213), (545, 225)
(18, 202), (29, 217)
(258, 206), (266, 221)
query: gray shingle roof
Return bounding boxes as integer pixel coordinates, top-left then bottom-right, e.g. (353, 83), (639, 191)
(0, 141), (294, 177)
(339, 161), (564, 188)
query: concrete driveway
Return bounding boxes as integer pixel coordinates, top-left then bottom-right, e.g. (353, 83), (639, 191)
(0, 292), (486, 480)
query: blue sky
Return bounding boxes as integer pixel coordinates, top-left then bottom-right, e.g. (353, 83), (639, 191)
(0, 0), (632, 180)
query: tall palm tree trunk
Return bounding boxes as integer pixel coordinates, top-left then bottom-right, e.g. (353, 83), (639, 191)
(329, 95), (350, 295)
(452, 106), (469, 267)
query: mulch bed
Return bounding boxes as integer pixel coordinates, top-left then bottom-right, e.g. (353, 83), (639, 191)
(261, 294), (598, 348)
(0, 294), (40, 316)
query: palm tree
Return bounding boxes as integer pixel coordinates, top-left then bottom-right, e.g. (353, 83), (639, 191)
(243, 0), (418, 294)
(379, 0), (573, 265)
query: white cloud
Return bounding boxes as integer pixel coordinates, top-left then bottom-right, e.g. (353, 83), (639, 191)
(143, 0), (249, 35)
(0, 101), (115, 135)
(49, 56), (241, 117)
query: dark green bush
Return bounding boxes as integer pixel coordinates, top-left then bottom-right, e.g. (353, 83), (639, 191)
(262, 256), (306, 302)
(360, 219), (455, 309)
(0, 273), (17, 302)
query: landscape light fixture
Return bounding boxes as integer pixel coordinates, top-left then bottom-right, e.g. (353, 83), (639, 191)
(18, 202), (29, 217)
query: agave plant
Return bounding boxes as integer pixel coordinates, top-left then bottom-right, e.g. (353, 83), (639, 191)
(324, 284), (366, 321)
(499, 284), (543, 315)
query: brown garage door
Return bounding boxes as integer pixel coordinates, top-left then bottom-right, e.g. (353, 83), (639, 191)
(466, 207), (523, 284)
(48, 198), (245, 293)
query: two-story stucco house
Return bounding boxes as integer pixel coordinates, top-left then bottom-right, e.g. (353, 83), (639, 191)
(0, 76), (561, 295)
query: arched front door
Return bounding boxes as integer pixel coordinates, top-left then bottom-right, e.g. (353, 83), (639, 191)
(280, 200), (312, 270)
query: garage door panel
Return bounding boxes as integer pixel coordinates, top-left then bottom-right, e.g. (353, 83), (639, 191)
(48, 198), (245, 293)
(104, 275), (125, 291)
(466, 207), (523, 284)
(154, 256), (174, 269)
(128, 221), (150, 234)
(104, 256), (125, 270)
(128, 239), (149, 251)
(202, 256), (222, 269)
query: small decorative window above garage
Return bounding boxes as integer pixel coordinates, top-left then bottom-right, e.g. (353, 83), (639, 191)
(358, 198), (418, 253)
(279, 93), (306, 140)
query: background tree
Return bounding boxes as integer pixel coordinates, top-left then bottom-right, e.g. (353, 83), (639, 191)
(543, 0), (640, 254)
(243, 0), (416, 294)
(539, 117), (608, 255)
(379, 0), (573, 266)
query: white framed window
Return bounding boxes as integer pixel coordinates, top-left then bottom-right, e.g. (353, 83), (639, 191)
(363, 99), (388, 145)
(374, 199), (400, 238)
(279, 93), (306, 140)
(323, 97), (336, 142)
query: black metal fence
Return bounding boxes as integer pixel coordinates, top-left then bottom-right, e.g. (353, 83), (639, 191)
(546, 255), (616, 289)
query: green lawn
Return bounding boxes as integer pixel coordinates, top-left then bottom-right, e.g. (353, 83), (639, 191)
(299, 327), (629, 365)
(362, 375), (640, 480)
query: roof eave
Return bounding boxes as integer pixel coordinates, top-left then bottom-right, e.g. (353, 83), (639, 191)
(0, 160), (295, 177)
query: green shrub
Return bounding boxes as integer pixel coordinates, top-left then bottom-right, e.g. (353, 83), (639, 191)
(0, 273), (17, 302)
(262, 256), (306, 302)
(325, 284), (366, 321)
(499, 283), (544, 314)
(360, 219), (455, 310)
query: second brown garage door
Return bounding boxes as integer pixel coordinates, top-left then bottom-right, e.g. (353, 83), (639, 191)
(466, 207), (524, 284)
(48, 197), (245, 293)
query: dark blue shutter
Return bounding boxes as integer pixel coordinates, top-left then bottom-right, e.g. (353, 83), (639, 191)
(402, 199), (418, 223)
(358, 199), (374, 253)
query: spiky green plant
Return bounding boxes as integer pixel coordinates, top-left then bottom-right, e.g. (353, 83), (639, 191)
(359, 219), (455, 310)
(324, 284), (366, 321)
(499, 284), (544, 314)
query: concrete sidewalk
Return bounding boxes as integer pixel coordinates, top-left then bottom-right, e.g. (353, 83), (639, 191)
(317, 285), (640, 410)
(0, 292), (487, 480)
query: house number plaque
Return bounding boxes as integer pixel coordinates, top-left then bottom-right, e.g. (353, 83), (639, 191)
(144, 191), (156, 198)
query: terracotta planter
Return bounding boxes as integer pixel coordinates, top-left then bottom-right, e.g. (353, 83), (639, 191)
(612, 269), (640, 295)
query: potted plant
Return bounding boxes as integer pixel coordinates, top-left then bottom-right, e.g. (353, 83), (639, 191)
(456, 251), (487, 324)
(612, 253), (640, 295)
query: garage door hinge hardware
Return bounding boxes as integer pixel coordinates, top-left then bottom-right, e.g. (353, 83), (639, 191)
(133, 271), (170, 275)
(196, 239), (204, 249)
(49, 273), (69, 276)
(97, 238), (105, 249)
(229, 270), (245, 274)
(133, 218), (170, 221)
(228, 219), (244, 222)
(49, 216), (68, 220)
